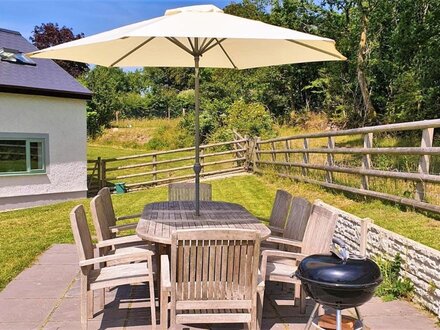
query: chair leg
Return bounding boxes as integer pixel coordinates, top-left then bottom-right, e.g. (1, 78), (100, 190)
(99, 288), (105, 311)
(149, 277), (156, 329)
(257, 289), (264, 330)
(160, 289), (168, 329)
(294, 283), (301, 300)
(87, 289), (94, 319)
(299, 286), (306, 314)
(80, 275), (88, 330)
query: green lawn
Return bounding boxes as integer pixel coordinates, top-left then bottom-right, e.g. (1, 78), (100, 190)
(0, 175), (273, 291)
(1, 173), (439, 292)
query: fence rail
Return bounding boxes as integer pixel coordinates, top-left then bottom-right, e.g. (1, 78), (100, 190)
(254, 119), (440, 214)
(87, 138), (247, 194)
(87, 119), (440, 215)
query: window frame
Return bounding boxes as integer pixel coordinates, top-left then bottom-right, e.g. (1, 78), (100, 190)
(0, 133), (49, 176)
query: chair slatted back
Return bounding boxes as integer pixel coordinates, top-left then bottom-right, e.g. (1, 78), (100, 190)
(284, 197), (312, 242)
(97, 187), (117, 228)
(301, 203), (339, 255)
(90, 195), (112, 242)
(268, 190), (292, 231)
(170, 229), (261, 313)
(70, 205), (94, 270)
(168, 183), (212, 202)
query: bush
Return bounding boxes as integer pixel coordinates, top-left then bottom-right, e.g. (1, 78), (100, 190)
(87, 111), (102, 139)
(375, 253), (414, 301)
(224, 100), (275, 139)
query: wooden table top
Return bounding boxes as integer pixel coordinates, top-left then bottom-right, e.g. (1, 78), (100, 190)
(136, 201), (271, 245)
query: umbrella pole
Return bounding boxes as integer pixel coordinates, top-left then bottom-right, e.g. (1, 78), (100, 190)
(194, 53), (201, 216)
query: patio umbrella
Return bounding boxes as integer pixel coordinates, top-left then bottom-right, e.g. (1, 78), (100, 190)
(28, 4), (345, 215)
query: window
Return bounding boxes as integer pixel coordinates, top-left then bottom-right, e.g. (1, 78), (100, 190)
(0, 138), (46, 175)
(0, 47), (36, 66)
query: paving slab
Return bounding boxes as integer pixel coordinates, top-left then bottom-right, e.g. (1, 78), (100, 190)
(0, 322), (41, 330)
(0, 298), (57, 323)
(1, 244), (439, 330)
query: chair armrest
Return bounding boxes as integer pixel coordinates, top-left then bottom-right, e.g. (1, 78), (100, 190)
(95, 234), (143, 248)
(261, 249), (308, 260)
(260, 249), (308, 280)
(109, 223), (138, 234)
(79, 250), (152, 267)
(161, 255), (171, 291)
(266, 236), (303, 248)
(117, 213), (142, 221)
(267, 226), (284, 235)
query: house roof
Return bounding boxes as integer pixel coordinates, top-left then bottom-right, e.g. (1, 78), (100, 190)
(0, 28), (91, 100)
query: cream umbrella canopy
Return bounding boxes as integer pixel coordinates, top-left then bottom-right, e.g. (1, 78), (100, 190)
(29, 4), (345, 215)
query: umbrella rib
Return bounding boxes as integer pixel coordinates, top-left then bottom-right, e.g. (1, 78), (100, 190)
(202, 38), (227, 54)
(199, 38), (216, 53)
(215, 38), (237, 69)
(199, 38), (208, 52)
(109, 37), (155, 67)
(288, 40), (346, 60)
(166, 37), (195, 56)
(187, 37), (195, 52)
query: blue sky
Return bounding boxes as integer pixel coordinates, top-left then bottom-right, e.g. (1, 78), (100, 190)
(0, 0), (230, 40)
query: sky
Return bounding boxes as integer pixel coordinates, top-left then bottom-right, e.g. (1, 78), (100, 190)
(0, 0), (231, 40)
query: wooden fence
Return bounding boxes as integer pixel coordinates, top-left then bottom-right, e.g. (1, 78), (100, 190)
(253, 119), (440, 214)
(87, 136), (249, 194)
(87, 119), (440, 214)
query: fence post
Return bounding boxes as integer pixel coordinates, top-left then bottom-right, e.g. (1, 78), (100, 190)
(360, 218), (371, 257)
(284, 139), (290, 162)
(252, 137), (261, 172)
(361, 133), (373, 190)
(152, 154), (158, 183)
(416, 127), (434, 201)
(200, 147), (205, 174)
(244, 135), (250, 171)
(96, 157), (101, 190)
(326, 137), (335, 183)
(270, 142), (276, 162)
(100, 159), (106, 189)
(302, 138), (309, 176)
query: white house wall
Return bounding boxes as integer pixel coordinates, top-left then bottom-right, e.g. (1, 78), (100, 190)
(0, 92), (87, 210)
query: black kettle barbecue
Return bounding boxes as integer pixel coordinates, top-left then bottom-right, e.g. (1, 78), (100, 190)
(294, 238), (382, 330)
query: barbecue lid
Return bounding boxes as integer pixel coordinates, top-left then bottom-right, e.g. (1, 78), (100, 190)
(295, 238), (382, 288)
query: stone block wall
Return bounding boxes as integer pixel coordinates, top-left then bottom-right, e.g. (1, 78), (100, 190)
(316, 200), (440, 318)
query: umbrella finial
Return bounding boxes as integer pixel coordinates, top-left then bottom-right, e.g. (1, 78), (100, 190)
(165, 4), (223, 16)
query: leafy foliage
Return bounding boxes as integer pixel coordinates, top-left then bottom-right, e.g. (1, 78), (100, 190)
(375, 253), (414, 301)
(79, 0), (440, 137)
(30, 23), (89, 77)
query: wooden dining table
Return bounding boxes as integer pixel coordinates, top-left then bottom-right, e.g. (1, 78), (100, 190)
(136, 201), (271, 244)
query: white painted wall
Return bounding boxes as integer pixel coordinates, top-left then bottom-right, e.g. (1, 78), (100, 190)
(0, 92), (87, 209)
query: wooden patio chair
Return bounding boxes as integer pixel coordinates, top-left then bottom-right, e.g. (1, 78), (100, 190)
(277, 197), (312, 250)
(260, 201), (339, 315)
(160, 228), (264, 330)
(90, 194), (154, 265)
(70, 205), (156, 330)
(266, 189), (293, 236)
(98, 187), (141, 235)
(168, 182), (212, 201)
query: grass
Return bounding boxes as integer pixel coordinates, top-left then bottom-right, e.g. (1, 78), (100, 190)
(0, 175), (272, 291)
(258, 174), (440, 250)
(90, 118), (184, 152)
(2, 172), (440, 293)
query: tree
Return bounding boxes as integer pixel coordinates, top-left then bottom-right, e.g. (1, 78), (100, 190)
(79, 66), (128, 134)
(30, 23), (89, 77)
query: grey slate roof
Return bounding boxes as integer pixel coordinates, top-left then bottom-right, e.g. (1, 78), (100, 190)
(0, 28), (91, 99)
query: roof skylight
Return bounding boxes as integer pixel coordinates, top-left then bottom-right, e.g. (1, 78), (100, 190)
(0, 47), (36, 66)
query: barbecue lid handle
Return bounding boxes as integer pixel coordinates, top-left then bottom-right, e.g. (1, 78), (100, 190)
(331, 237), (349, 262)
(332, 237), (346, 249)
